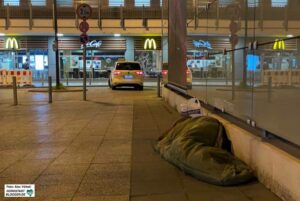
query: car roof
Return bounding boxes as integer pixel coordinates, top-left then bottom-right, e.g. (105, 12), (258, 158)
(116, 61), (140, 64)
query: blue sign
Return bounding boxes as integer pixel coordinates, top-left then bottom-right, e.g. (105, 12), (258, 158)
(193, 40), (212, 49)
(247, 54), (260, 71)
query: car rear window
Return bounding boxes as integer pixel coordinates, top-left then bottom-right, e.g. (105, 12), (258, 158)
(116, 63), (141, 70)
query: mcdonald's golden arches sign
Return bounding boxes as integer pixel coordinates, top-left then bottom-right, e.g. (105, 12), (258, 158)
(273, 39), (285, 50)
(144, 38), (157, 50)
(5, 37), (19, 50)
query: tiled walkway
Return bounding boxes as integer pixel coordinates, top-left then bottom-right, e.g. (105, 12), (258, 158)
(0, 88), (281, 201)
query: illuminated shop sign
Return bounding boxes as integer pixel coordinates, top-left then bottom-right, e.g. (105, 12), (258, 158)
(144, 38), (157, 50)
(193, 40), (212, 49)
(5, 37), (19, 50)
(273, 39), (285, 50)
(81, 40), (102, 49)
(194, 51), (208, 57)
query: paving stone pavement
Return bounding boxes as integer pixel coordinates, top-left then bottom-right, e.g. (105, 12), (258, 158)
(0, 88), (281, 201)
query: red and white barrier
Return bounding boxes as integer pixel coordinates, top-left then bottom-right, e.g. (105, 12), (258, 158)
(0, 70), (32, 86)
(0, 70), (7, 85)
(21, 70), (32, 85)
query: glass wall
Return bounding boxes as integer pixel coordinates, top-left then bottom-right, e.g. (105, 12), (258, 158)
(251, 39), (300, 146)
(186, 0), (300, 146)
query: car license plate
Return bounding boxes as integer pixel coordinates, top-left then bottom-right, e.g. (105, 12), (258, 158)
(124, 75), (133, 79)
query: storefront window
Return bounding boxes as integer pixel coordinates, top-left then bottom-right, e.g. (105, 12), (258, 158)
(57, 0), (72, 7)
(0, 49), (48, 81)
(29, 50), (48, 71)
(3, 0), (20, 6)
(135, 0), (150, 7)
(31, 0), (46, 6)
(0, 51), (31, 70)
(135, 51), (162, 77)
(60, 50), (124, 79)
(109, 0), (124, 7)
(261, 51), (296, 70)
(187, 50), (230, 79)
(219, 0), (234, 7)
(272, 0), (288, 7)
(248, 0), (259, 7)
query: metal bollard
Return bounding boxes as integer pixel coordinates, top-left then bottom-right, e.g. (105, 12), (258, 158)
(83, 44), (87, 101)
(66, 75), (69, 86)
(157, 73), (161, 97)
(268, 76), (272, 102)
(89, 71), (92, 86)
(48, 76), (52, 103)
(41, 73), (44, 86)
(12, 76), (18, 106)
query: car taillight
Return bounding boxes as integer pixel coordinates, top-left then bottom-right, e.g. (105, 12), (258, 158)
(162, 70), (168, 76)
(113, 71), (121, 75)
(136, 71), (143, 76)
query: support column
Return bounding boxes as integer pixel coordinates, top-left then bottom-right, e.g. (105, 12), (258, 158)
(168, 0), (187, 88)
(162, 37), (168, 63)
(48, 37), (57, 80)
(125, 37), (134, 61)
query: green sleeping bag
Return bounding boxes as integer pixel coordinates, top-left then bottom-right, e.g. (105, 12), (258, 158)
(155, 116), (254, 186)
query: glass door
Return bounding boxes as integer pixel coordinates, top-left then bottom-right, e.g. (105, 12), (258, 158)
(29, 50), (49, 82)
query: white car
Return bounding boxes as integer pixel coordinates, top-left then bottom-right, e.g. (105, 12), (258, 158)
(109, 61), (144, 90)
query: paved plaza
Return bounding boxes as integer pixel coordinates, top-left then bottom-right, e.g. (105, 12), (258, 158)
(0, 88), (281, 201)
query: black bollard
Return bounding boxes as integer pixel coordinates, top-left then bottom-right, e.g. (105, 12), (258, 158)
(48, 76), (52, 103)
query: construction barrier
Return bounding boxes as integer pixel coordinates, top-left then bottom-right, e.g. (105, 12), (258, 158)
(21, 70), (32, 85)
(0, 70), (32, 86)
(0, 70), (7, 85)
(261, 70), (300, 87)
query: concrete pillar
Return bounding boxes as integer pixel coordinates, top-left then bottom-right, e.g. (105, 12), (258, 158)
(48, 37), (56, 80)
(125, 37), (135, 61)
(234, 38), (244, 82)
(168, 0), (187, 87)
(156, 50), (162, 70)
(162, 37), (168, 63)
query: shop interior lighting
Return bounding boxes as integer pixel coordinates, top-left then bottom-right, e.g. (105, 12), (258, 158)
(114, 34), (121, 37)
(57, 33), (64, 37)
(287, 34), (293, 38)
(0, 33), (5, 36)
